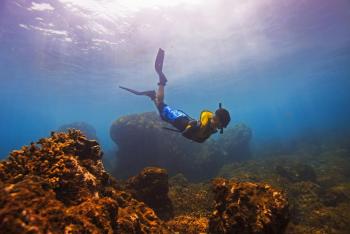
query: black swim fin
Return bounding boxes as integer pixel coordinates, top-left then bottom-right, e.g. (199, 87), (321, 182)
(155, 48), (167, 86)
(119, 86), (156, 100)
(155, 48), (164, 74)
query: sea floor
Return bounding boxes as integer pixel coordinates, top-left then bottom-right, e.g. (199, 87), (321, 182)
(0, 129), (349, 233)
(167, 138), (350, 233)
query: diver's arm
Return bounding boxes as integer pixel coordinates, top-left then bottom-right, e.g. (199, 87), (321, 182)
(181, 120), (200, 138)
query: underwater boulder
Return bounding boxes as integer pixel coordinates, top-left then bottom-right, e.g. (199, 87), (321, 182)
(0, 130), (170, 233)
(58, 121), (98, 140)
(215, 123), (253, 162)
(110, 112), (252, 181)
(110, 112), (222, 181)
(125, 167), (174, 220)
(209, 178), (289, 234)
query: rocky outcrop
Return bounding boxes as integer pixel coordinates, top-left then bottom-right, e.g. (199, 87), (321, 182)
(166, 175), (289, 234)
(0, 129), (291, 234)
(125, 167), (174, 220)
(209, 178), (289, 234)
(110, 112), (252, 181)
(0, 130), (168, 233)
(216, 143), (350, 234)
(216, 123), (252, 162)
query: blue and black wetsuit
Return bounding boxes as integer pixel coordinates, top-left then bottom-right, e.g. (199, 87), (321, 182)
(157, 102), (217, 143)
(157, 102), (192, 132)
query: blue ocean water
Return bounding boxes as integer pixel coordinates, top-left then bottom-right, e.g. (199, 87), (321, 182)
(0, 0), (349, 157)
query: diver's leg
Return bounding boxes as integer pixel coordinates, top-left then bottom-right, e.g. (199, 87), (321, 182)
(119, 86), (156, 100)
(154, 48), (167, 106)
(156, 84), (165, 106)
(120, 48), (167, 103)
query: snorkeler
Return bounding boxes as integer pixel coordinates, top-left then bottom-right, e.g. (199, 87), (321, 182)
(119, 48), (231, 143)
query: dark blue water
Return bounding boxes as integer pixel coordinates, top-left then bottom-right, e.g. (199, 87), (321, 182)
(1, 0), (350, 156)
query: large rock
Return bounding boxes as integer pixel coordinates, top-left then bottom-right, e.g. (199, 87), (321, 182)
(209, 178), (289, 234)
(216, 123), (252, 162)
(110, 112), (221, 181)
(110, 112), (252, 181)
(0, 130), (169, 233)
(125, 167), (174, 220)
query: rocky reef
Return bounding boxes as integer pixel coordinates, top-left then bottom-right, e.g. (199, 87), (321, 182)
(217, 141), (350, 233)
(0, 130), (289, 234)
(166, 176), (289, 234)
(124, 167), (174, 221)
(209, 178), (289, 234)
(58, 121), (98, 140)
(0, 130), (168, 233)
(110, 112), (252, 181)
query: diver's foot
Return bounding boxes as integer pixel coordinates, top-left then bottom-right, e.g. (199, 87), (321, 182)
(158, 72), (168, 86)
(155, 48), (167, 86)
(143, 90), (156, 100)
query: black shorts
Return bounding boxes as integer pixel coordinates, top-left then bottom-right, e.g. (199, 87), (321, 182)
(157, 102), (190, 132)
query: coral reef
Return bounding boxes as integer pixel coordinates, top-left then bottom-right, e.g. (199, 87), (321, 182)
(0, 130), (169, 233)
(168, 175), (214, 217)
(216, 141), (350, 234)
(167, 176), (289, 234)
(208, 178), (289, 234)
(5, 127), (348, 233)
(166, 216), (209, 234)
(58, 121), (98, 140)
(110, 111), (252, 181)
(0, 130), (290, 234)
(125, 167), (174, 220)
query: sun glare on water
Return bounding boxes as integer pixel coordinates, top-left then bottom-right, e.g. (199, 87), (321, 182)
(59, 0), (202, 15)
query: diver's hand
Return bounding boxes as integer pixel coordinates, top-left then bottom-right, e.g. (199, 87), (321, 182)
(188, 120), (198, 127)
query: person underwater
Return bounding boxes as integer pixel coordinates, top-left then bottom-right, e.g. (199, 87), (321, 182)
(119, 48), (231, 143)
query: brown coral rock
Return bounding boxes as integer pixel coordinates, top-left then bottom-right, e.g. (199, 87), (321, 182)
(0, 130), (169, 234)
(166, 215), (209, 234)
(209, 178), (289, 234)
(0, 176), (66, 233)
(125, 167), (174, 220)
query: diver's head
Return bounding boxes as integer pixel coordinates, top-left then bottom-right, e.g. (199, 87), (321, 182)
(212, 103), (231, 134)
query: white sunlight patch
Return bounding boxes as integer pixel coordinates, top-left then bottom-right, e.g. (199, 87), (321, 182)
(92, 38), (121, 46)
(28, 2), (55, 11)
(19, 24), (30, 30)
(31, 26), (68, 36)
